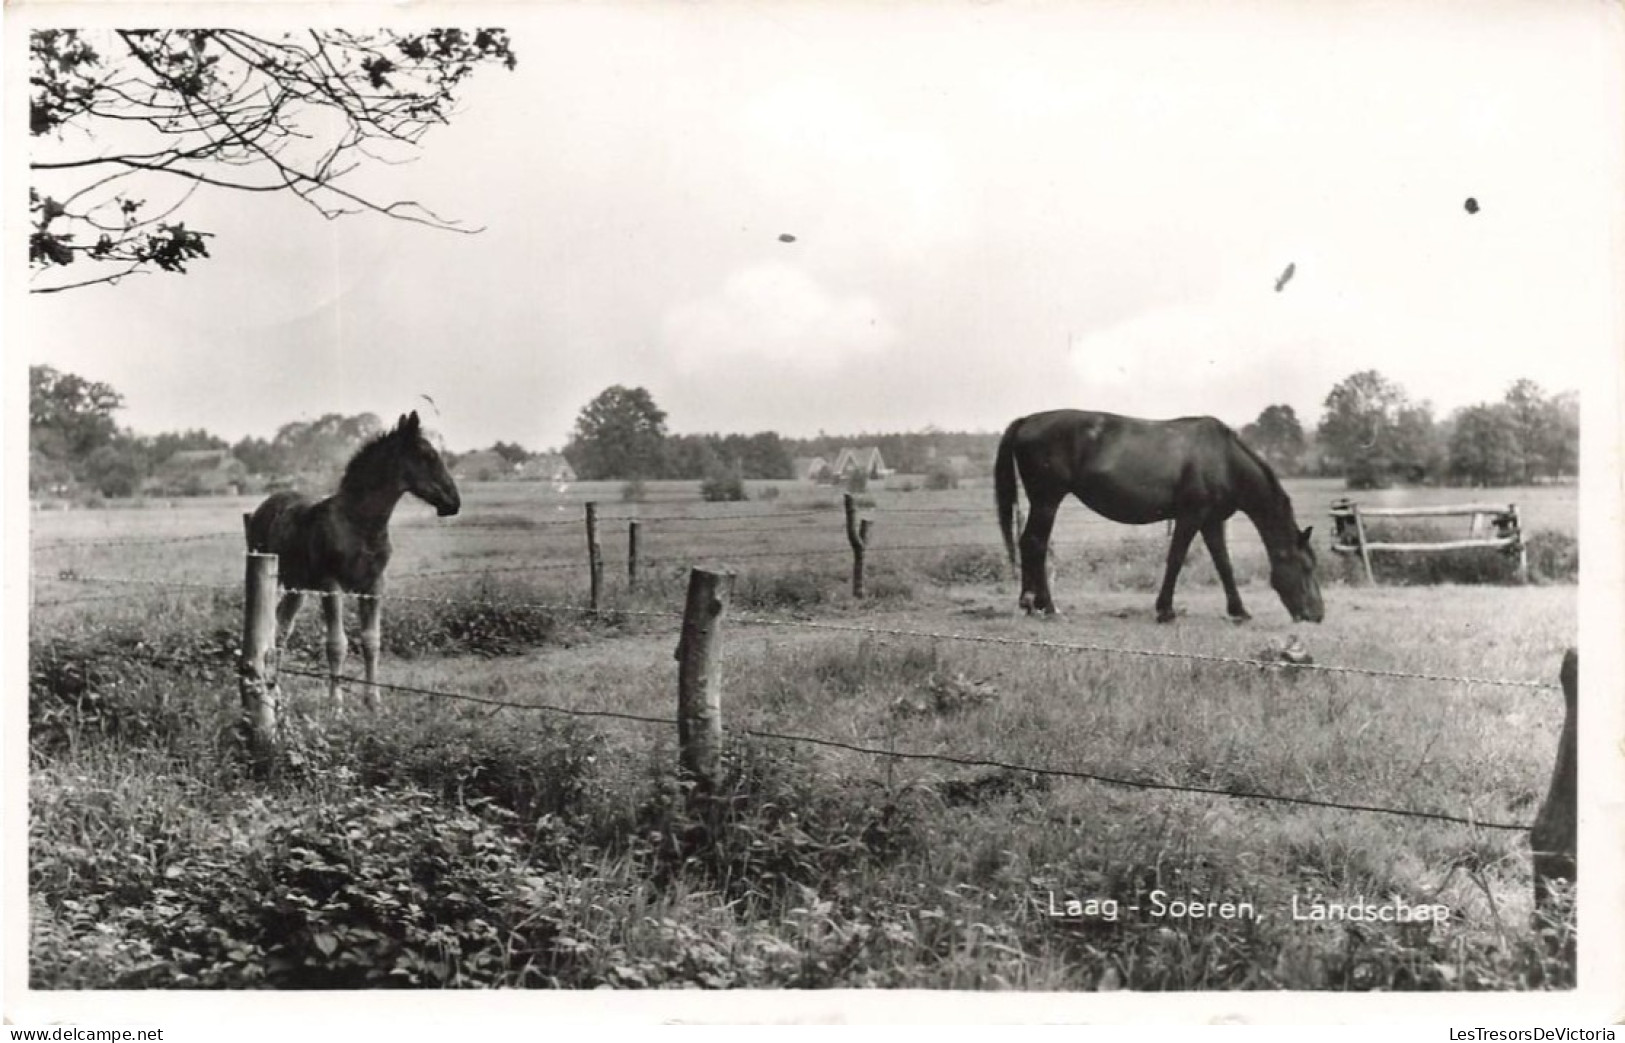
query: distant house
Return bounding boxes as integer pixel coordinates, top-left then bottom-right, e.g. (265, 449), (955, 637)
(792, 456), (830, 482)
(148, 449), (249, 496)
(831, 447), (890, 481)
(516, 453), (576, 483)
(452, 449), (516, 482)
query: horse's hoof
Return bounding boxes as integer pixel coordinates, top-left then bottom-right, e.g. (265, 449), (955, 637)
(1156, 609), (1177, 623)
(1228, 612), (1252, 625)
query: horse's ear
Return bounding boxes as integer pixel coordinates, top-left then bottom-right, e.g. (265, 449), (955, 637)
(396, 413), (409, 430)
(1300, 526), (1314, 547)
(407, 410), (420, 429)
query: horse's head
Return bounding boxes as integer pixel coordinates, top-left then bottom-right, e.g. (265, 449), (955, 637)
(1269, 526), (1324, 623)
(392, 411), (461, 517)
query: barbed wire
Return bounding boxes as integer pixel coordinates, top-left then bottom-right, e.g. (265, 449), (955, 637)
(31, 531), (241, 551)
(267, 661), (1530, 832)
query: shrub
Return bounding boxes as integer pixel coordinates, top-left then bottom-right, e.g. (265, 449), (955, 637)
(759, 485), (781, 501)
(1526, 530), (1577, 583)
(845, 470), (868, 494)
(734, 568), (828, 612)
(619, 478), (647, 503)
(383, 593), (567, 658)
(700, 466), (747, 503)
(924, 463), (959, 491)
(923, 546), (1008, 585)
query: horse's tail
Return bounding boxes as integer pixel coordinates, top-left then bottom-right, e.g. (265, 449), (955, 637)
(995, 417), (1024, 569)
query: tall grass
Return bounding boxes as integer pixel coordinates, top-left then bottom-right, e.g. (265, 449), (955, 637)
(27, 482), (1578, 990)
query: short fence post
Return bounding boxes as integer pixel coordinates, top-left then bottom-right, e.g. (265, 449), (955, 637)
(1350, 502), (1376, 585)
(844, 492), (870, 598)
(1531, 647), (1577, 948)
(675, 567), (734, 793)
(1510, 504), (1530, 584)
(585, 501), (603, 612)
(239, 551), (281, 769)
(628, 519), (642, 594)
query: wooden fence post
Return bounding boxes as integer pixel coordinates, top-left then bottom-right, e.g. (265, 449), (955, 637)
(675, 567), (734, 792)
(240, 550), (281, 769)
(844, 492), (870, 598)
(1510, 504), (1530, 584)
(585, 501), (603, 612)
(1350, 502), (1376, 585)
(1531, 648), (1578, 941)
(628, 519), (642, 594)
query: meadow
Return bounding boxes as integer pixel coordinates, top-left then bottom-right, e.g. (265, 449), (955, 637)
(27, 476), (1578, 989)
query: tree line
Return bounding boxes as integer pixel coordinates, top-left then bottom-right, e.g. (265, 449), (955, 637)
(29, 366), (1578, 500)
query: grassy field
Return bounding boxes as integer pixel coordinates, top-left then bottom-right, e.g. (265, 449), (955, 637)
(26, 477), (1578, 989)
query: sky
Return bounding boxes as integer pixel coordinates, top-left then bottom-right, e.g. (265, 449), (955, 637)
(10, 0), (1624, 454)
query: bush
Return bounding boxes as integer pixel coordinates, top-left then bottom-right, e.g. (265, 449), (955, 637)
(619, 479), (647, 503)
(758, 485), (780, 501)
(31, 784), (590, 988)
(923, 546), (1008, 585)
(924, 464), (959, 491)
(1526, 530), (1577, 583)
(845, 470), (869, 494)
(700, 466), (747, 503)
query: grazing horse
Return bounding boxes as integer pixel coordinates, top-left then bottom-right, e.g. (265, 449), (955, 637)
(994, 409), (1323, 623)
(245, 411), (460, 708)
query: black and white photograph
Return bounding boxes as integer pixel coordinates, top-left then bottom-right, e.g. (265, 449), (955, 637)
(6, 0), (1623, 1029)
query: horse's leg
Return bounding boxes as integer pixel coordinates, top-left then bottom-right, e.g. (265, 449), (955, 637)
(1200, 519), (1250, 621)
(274, 590), (305, 650)
(321, 590), (347, 709)
(1155, 517), (1202, 623)
(1019, 496), (1063, 615)
(357, 593), (382, 712)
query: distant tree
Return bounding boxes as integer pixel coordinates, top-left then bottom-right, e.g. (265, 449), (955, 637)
(142, 428), (227, 470)
(490, 441), (530, 466)
(83, 441), (146, 498)
(232, 435), (279, 476)
(1502, 380), (1578, 481)
(271, 412), (385, 484)
(30, 364), (124, 491)
(1240, 404), (1307, 475)
(29, 28), (516, 293)
(30, 364), (122, 457)
(663, 433), (724, 480)
(564, 386), (669, 480)
(1448, 404), (1525, 486)
(1318, 370), (1438, 488)
(1541, 390), (1580, 478)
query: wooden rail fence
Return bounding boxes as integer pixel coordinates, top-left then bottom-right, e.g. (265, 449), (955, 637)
(1329, 498), (1528, 584)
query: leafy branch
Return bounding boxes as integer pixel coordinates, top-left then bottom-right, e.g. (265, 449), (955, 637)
(29, 27), (516, 292)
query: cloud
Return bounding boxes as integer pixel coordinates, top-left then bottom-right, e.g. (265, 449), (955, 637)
(662, 262), (898, 373)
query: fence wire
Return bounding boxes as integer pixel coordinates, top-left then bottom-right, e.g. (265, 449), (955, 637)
(266, 659), (1530, 833)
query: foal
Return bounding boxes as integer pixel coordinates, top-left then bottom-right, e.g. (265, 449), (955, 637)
(245, 411), (460, 708)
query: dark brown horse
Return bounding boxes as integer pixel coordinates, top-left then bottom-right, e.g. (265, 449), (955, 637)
(245, 411), (460, 708)
(995, 409), (1323, 623)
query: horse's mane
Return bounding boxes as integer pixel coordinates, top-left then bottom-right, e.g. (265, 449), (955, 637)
(339, 425), (404, 494)
(1230, 429), (1293, 514)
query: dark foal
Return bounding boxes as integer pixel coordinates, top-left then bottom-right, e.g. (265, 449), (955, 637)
(245, 411), (460, 708)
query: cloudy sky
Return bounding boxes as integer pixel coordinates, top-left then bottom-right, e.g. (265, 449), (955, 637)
(13, 0), (1623, 453)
